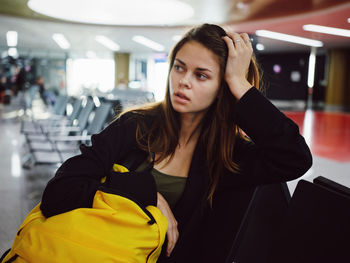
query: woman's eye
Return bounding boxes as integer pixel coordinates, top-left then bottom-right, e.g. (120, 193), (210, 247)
(196, 73), (207, 80)
(174, 65), (183, 71)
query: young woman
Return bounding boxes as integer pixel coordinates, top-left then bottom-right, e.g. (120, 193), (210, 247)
(40, 24), (312, 262)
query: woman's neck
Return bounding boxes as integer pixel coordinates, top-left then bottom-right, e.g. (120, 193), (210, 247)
(179, 113), (204, 146)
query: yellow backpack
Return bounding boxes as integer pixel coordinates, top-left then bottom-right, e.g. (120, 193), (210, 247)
(1, 164), (168, 263)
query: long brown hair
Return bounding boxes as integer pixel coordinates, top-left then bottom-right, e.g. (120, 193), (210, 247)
(122, 24), (261, 205)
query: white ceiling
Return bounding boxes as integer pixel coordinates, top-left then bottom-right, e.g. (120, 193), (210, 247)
(0, 14), (192, 58)
(0, 0), (349, 59)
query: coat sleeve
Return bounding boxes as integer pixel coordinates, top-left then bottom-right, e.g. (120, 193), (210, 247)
(40, 113), (157, 218)
(222, 87), (313, 187)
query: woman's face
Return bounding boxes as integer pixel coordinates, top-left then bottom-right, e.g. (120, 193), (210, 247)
(169, 41), (221, 119)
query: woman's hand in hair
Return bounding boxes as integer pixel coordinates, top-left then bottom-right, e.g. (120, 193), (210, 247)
(222, 32), (253, 100)
(157, 192), (179, 257)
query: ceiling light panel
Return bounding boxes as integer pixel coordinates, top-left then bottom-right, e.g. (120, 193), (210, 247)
(132, 36), (164, 51)
(6, 31), (18, 47)
(52, 33), (70, 49)
(303, 24), (350, 37)
(95, 36), (120, 51)
(256, 30), (323, 47)
(28, 0), (194, 26)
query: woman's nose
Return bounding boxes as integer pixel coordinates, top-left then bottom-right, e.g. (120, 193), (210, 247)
(179, 76), (191, 88)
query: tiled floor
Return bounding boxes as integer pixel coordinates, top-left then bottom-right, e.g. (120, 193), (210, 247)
(0, 98), (59, 254)
(0, 98), (349, 255)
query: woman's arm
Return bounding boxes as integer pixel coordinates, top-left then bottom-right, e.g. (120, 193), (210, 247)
(225, 87), (312, 186)
(157, 192), (179, 257)
(40, 114), (135, 217)
(221, 31), (312, 186)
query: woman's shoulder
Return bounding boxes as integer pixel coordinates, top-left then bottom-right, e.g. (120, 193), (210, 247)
(117, 111), (140, 123)
(109, 108), (158, 132)
(119, 109), (156, 124)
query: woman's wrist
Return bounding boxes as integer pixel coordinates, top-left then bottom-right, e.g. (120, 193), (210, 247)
(227, 78), (253, 100)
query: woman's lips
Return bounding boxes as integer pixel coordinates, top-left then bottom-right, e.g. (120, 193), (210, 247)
(174, 91), (190, 101)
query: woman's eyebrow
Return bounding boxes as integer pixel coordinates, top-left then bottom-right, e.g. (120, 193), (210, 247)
(175, 58), (212, 73)
(197, 67), (212, 73)
(175, 58), (186, 65)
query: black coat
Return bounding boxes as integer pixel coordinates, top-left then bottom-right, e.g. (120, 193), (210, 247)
(40, 88), (312, 262)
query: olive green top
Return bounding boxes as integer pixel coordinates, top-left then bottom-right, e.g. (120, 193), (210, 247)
(136, 161), (187, 207)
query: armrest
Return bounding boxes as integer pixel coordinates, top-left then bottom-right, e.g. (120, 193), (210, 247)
(48, 135), (92, 142)
(44, 126), (81, 133)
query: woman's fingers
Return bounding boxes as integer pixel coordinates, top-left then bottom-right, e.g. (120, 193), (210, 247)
(222, 31), (252, 64)
(156, 192), (179, 257)
(166, 220), (179, 256)
(226, 32), (244, 49)
(222, 31), (254, 99)
(222, 35), (234, 53)
(240, 33), (253, 48)
(165, 211), (178, 256)
(225, 32), (252, 50)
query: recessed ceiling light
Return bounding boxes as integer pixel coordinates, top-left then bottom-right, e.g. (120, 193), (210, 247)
(27, 0), (194, 26)
(52, 33), (70, 49)
(256, 30), (323, 47)
(303, 24), (350, 37)
(132, 36), (164, 51)
(6, 31), (18, 47)
(95, 36), (120, 51)
(256, 43), (265, 51)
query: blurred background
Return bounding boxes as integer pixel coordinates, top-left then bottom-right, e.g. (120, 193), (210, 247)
(0, 0), (349, 256)
(0, 0), (349, 105)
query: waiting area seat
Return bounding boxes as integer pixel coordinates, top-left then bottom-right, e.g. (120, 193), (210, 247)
(21, 89), (154, 167)
(226, 183), (291, 263)
(26, 97), (94, 145)
(267, 177), (350, 263)
(25, 101), (113, 166)
(227, 176), (350, 263)
(102, 88), (154, 110)
(21, 94), (70, 134)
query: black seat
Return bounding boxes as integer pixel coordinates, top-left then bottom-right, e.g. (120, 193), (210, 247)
(225, 183), (291, 263)
(267, 177), (350, 263)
